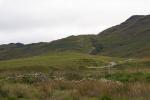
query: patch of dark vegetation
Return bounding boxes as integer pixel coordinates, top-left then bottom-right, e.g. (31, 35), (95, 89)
(105, 72), (150, 82)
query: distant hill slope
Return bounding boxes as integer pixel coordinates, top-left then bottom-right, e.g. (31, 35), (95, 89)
(95, 15), (150, 57)
(0, 35), (95, 60)
(0, 15), (150, 60)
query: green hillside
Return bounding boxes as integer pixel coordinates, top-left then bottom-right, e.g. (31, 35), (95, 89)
(94, 15), (150, 57)
(0, 35), (95, 60)
(0, 52), (116, 72)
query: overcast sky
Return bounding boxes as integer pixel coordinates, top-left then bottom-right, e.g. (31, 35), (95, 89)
(0, 0), (150, 44)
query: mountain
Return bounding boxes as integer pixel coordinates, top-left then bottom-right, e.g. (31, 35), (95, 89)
(95, 15), (150, 57)
(0, 15), (150, 60)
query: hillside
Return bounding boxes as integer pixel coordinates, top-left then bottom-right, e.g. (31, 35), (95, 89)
(0, 35), (95, 60)
(95, 15), (150, 57)
(92, 15), (150, 57)
(0, 15), (150, 60)
(0, 52), (118, 72)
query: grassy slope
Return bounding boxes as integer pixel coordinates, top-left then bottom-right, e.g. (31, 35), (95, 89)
(0, 52), (118, 72)
(96, 32), (150, 57)
(114, 58), (150, 72)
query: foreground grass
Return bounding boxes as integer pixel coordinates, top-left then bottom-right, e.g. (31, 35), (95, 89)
(0, 79), (150, 100)
(0, 71), (150, 100)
